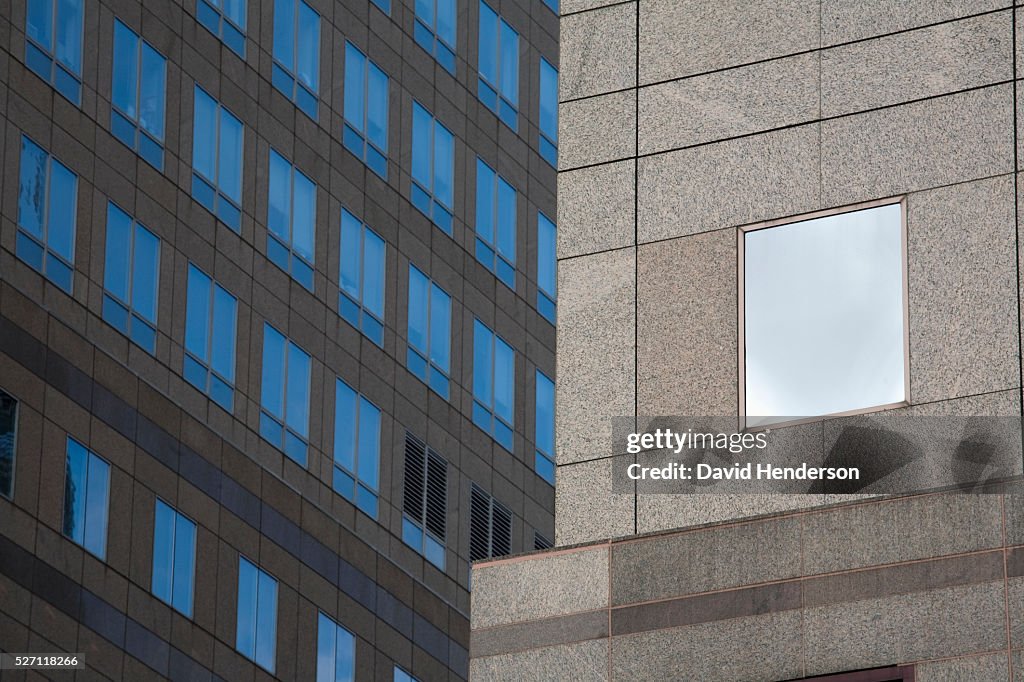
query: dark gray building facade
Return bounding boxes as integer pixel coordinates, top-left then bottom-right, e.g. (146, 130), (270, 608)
(0, 0), (558, 679)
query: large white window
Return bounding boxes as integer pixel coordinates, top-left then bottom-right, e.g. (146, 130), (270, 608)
(741, 200), (907, 427)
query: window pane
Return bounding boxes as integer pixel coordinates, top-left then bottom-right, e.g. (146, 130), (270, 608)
(212, 284), (237, 381)
(433, 123), (454, 208)
(429, 284), (450, 372)
(496, 178), (515, 260)
(261, 325), (286, 418)
(83, 453), (109, 557)
(367, 65), (388, 151)
(0, 392), (16, 499)
(139, 44), (166, 139)
(478, 2), (497, 83)
(472, 321), (492, 405)
(343, 44), (365, 127)
(475, 160), (494, 242)
(538, 212), (556, 296)
(316, 613), (336, 682)
(540, 59), (558, 140)
(236, 558), (258, 657)
(131, 224), (160, 323)
(285, 343), (311, 437)
(535, 371), (554, 455)
(47, 161), (76, 261)
(223, 0), (246, 27)
(340, 210), (361, 298)
(193, 88), (217, 179)
(104, 204), (132, 301)
(334, 380), (357, 472)
(498, 22), (518, 104)
(267, 150), (291, 242)
(172, 513), (196, 615)
(363, 230), (386, 318)
(218, 110), (244, 202)
(273, 0), (295, 71)
(407, 265), (429, 352)
(335, 627), (355, 682)
(743, 203), (906, 425)
(296, 2), (319, 90)
(18, 137), (47, 239)
(292, 170), (316, 261)
(437, 0), (456, 45)
(356, 398), (380, 490)
(55, 0), (83, 73)
(152, 500), (175, 602)
(494, 337), (514, 424)
(26, 0), (53, 49)
(411, 103), (430, 187)
(112, 21), (138, 118)
(64, 439), (87, 542)
(255, 571), (277, 671)
(185, 266), (211, 360)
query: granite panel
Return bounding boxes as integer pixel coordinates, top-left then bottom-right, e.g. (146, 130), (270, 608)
(821, 11), (1012, 118)
(821, 85), (1013, 207)
(636, 493), (857, 536)
(556, 458), (635, 546)
(821, 0), (1009, 45)
(908, 175), (1018, 403)
(637, 124), (820, 243)
(915, 652), (1010, 682)
(557, 160), (635, 259)
(560, 2), (636, 101)
(639, 52), (819, 154)
(559, 90), (636, 170)
(471, 545), (608, 629)
(470, 639), (608, 681)
(638, 0), (818, 84)
(470, 610), (608, 658)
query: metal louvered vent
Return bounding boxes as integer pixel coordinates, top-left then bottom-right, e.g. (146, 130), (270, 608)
(534, 532), (552, 551)
(469, 485), (491, 562)
(424, 448), (447, 541)
(490, 500), (512, 558)
(403, 433), (426, 520)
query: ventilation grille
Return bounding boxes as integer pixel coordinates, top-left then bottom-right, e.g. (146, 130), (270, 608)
(469, 484), (513, 562)
(534, 532), (552, 551)
(424, 448), (447, 541)
(402, 433), (426, 521)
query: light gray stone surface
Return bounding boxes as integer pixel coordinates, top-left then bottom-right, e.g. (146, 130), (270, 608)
(1011, 577), (1024, 648)
(610, 610), (803, 682)
(821, 11), (1012, 118)
(638, 52), (819, 154)
(555, 458), (635, 546)
(821, 84), (1013, 207)
(801, 494), (1004, 575)
(821, 0), (1009, 45)
(638, 0), (819, 84)
(636, 229), (735, 416)
(561, 0), (622, 15)
(557, 161), (634, 259)
(559, 89), (636, 170)
(908, 175), (1018, 403)
(470, 639), (609, 682)
(610, 515), (802, 604)
(915, 653), (1010, 682)
(471, 545), (609, 628)
(803, 581), (1007, 676)
(637, 124), (820, 243)
(560, 3), (636, 101)
(556, 248), (634, 465)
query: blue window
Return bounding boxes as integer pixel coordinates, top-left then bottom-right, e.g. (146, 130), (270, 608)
(268, 150), (316, 290)
(62, 437), (110, 560)
(414, 0), (456, 73)
(472, 320), (515, 451)
(537, 211), (556, 323)
(272, 0), (319, 119)
(260, 324), (312, 466)
(111, 20), (167, 170)
(339, 209), (386, 346)
(103, 202), (160, 353)
(411, 102), (454, 234)
(539, 58), (558, 167)
(542, 0), (557, 14)
(192, 85), (244, 232)
(317, 612), (356, 682)
(17, 136), (77, 293)
(371, 0), (390, 14)
(197, 0), (246, 56)
(333, 380), (381, 518)
(184, 264), (238, 412)
(535, 370), (555, 484)
(475, 158), (516, 289)
(236, 557), (277, 673)
(25, 0), (83, 104)
(407, 265), (451, 399)
(152, 499), (197, 618)
(0, 391), (16, 500)
(394, 667), (420, 682)
(343, 42), (389, 179)
(477, 1), (518, 130)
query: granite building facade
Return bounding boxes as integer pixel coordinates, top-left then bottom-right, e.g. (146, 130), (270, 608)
(0, 0), (558, 679)
(471, 1), (1024, 680)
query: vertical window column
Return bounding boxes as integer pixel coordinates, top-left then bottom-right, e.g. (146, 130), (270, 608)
(103, 202), (160, 353)
(192, 85), (244, 231)
(236, 557), (278, 673)
(538, 58), (558, 167)
(477, 1), (518, 130)
(414, 0), (456, 73)
(152, 499), (197, 617)
(333, 379), (382, 518)
(407, 264), (452, 399)
(537, 211), (557, 323)
(260, 324), (312, 465)
(184, 264), (238, 411)
(111, 19), (167, 169)
(472, 320), (515, 451)
(25, 0), (84, 103)
(475, 158), (516, 289)
(401, 432), (447, 571)
(62, 437), (110, 559)
(272, 0), (320, 119)
(411, 102), (455, 234)
(267, 149), (316, 290)
(343, 42), (389, 179)
(534, 370), (555, 484)
(17, 136), (77, 293)
(316, 612), (356, 682)
(339, 209), (386, 346)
